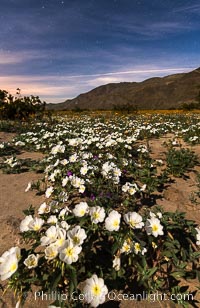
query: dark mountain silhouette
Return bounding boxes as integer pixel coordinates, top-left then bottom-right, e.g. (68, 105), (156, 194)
(47, 67), (200, 110)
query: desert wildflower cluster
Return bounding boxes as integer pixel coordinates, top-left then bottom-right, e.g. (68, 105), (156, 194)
(0, 113), (200, 307)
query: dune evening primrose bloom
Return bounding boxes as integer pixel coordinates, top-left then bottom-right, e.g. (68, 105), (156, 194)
(47, 215), (58, 224)
(60, 221), (70, 230)
(120, 239), (132, 254)
(123, 212), (144, 229)
(45, 186), (54, 198)
(28, 217), (44, 231)
(38, 202), (50, 215)
(55, 228), (67, 251)
(145, 217), (164, 237)
(79, 184), (86, 193)
(67, 226), (87, 246)
(41, 226), (58, 246)
(105, 210), (121, 231)
(24, 254), (39, 269)
(59, 240), (82, 264)
(73, 202), (89, 217)
(113, 255), (121, 271)
(0, 247), (21, 263)
(83, 274), (108, 307)
(0, 247), (20, 281)
(62, 176), (69, 187)
(0, 254), (18, 281)
(89, 206), (106, 224)
(133, 242), (147, 255)
(45, 244), (59, 260)
(80, 165), (88, 175)
(20, 215), (33, 232)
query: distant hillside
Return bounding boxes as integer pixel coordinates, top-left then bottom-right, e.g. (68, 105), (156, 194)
(47, 67), (200, 110)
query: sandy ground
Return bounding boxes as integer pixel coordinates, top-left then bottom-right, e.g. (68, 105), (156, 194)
(0, 132), (200, 308)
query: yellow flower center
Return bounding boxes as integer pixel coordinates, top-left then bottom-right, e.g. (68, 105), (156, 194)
(113, 220), (119, 227)
(93, 212), (100, 219)
(66, 247), (74, 257)
(57, 238), (64, 246)
(129, 220), (136, 228)
(80, 209), (85, 215)
(49, 251), (55, 258)
(73, 236), (80, 245)
(92, 285), (101, 296)
(29, 259), (36, 266)
(10, 262), (17, 272)
(134, 243), (141, 251)
(123, 243), (131, 252)
(152, 224), (159, 232)
(33, 224), (40, 231)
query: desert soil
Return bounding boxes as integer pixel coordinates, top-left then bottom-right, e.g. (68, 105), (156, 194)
(0, 132), (199, 308)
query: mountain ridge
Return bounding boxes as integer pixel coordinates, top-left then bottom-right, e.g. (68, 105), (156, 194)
(47, 67), (200, 110)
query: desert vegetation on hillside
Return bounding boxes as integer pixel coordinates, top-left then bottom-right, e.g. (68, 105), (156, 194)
(0, 89), (46, 121)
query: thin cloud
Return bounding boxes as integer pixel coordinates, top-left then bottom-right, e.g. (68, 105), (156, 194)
(173, 3), (200, 13)
(46, 67), (194, 79)
(0, 66), (194, 103)
(0, 50), (48, 65)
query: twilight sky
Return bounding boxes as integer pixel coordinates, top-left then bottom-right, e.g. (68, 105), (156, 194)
(0, 0), (200, 103)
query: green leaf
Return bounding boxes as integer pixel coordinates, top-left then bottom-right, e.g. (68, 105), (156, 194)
(170, 271), (186, 279)
(146, 267), (158, 278)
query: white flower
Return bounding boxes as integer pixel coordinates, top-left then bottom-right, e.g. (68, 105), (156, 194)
(70, 175), (85, 188)
(133, 242), (147, 255)
(69, 153), (78, 162)
(80, 165), (88, 175)
(123, 212), (144, 229)
(0, 253), (18, 281)
(0, 247), (20, 281)
(62, 176), (69, 187)
(38, 202), (50, 215)
(41, 226), (58, 246)
(79, 184), (86, 193)
(51, 144), (65, 155)
(20, 215), (33, 232)
(113, 255), (120, 271)
(140, 184), (147, 192)
(60, 159), (69, 166)
(28, 217), (44, 231)
(59, 207), (70, 219)
(195, 227), (200, 245)
(0, 247), (21, 263)
(128, 186), (137, 195)
(45, 186), (54, 198)
(120, 239), (132, 254)
(47, 215), (58, 224)
(59, 240), (82, 264)
(24, 254), (39, 269)
(145, 217), (164, 237)
(60, 221), (70, 230)
(45, 244), (59, 260)
(113, 167), (121, 177)
(73, 202), (89, 217)
(89, 206), (106, 224)
(122, 182), (138, 195)
(149, 211), (162, 219)
(67, 226), (87, 246)
(83, 274), (108, 307)
(105, 210), (121, 231)
(55, 228), (67, 251)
